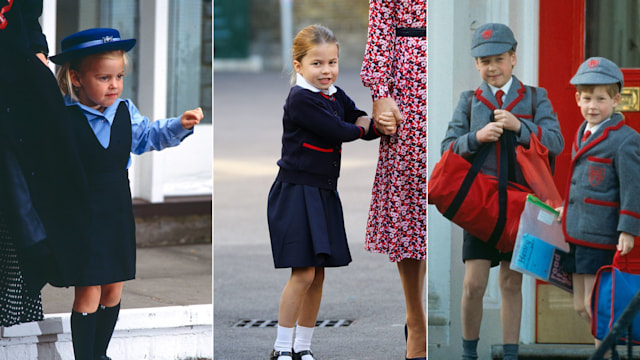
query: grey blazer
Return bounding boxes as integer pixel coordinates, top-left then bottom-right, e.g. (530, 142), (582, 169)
(441, 76), (564, 186)
(562, 112), (640, 249)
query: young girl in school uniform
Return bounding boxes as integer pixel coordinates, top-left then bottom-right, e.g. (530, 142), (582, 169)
(267, 24), (382, 360)
(50, 28), (203, 360)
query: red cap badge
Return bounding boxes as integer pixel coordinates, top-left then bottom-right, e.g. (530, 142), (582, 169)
(482, 29), (493, 40)
(587, 59), (600, 69)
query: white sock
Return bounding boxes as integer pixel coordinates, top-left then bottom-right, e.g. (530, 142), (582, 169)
(293, 325), (315, 354)
(274, 325), (294, 359)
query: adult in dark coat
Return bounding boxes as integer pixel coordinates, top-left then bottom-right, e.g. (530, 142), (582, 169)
(0, 0), (90, 300)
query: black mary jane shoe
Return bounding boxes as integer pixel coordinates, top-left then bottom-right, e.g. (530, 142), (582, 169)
(270, 349), (293, 360)
(293, 349), (316, 360)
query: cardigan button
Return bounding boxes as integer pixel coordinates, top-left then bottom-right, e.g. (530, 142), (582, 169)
(332, 161), (338, 167)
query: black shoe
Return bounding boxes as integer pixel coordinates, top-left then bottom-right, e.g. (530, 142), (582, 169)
(293, 350), (316, 360)
(270, 349), (293, 360)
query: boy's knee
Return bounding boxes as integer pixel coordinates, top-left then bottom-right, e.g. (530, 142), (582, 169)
(463, 279), (487, 299)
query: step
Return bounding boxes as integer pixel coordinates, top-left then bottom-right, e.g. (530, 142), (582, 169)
(491, 344), (640, 359)
(0, 304), (212, 359)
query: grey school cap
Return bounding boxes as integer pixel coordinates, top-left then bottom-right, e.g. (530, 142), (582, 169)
(471, 23), (517, 57)
(570, 57), (624, 90)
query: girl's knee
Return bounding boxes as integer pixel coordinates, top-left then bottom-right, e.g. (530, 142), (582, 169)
(291, 267), (317, 287)
(73, 286), (102, 312)
(99, 283), (123, 307)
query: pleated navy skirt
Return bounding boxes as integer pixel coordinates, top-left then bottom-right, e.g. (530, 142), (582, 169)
(267, 181), (352, 268)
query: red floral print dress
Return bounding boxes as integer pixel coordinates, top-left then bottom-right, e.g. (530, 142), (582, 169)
(361, 0), (427, 262)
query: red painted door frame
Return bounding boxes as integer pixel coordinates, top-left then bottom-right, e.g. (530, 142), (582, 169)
(539, 0), (640, 344)
(539, 0), (585, 196)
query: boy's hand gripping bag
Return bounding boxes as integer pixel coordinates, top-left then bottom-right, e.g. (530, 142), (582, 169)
(591, 247), (640, 344)
(428, 131), (529, 252)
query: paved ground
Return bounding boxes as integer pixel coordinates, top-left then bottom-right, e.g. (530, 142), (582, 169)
(40, 243), (212, 314)
(213, 71), (412, 360)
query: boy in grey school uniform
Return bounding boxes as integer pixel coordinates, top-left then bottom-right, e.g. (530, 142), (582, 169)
(559, 57), (640, 360)
(441, 23), (564, 360)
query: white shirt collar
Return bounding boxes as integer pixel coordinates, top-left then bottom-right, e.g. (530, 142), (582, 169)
(586, 118), (611, 135)
(489, 76), (513, 97)
(295, 73), (337, 95)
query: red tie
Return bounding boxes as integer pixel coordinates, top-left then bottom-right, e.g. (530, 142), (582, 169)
(496, 89), (504, 108)
(582, 130), (591, 143)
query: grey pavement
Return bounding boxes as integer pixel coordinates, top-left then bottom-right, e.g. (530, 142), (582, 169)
(213, 71), (409, 360)
(40, 243), (212, 314)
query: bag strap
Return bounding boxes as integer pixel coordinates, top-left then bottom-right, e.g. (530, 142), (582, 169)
(444, 125), (516, 247)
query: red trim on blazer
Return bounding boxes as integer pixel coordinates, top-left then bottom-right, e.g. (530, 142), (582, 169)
(621, 210), (640, 220)
(585, 198), (619, 207)
(562, 120), (628, 249)
(474, 82), (527, 112)
(303, 143), (334, 153)
(587, 156), (613, 164)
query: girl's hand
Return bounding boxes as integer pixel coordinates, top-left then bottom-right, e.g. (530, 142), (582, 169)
(494, 109), (521, 132)
(618, 232), (635, 256)
(372, 97), (402, 135)
(355, 116), (371, 135)
(476, 121), (504, 143)
(181, 107), (203, 130)
(374, 111), (396, 135)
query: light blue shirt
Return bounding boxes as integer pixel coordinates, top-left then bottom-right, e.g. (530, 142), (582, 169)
(64, 96), (193, 167)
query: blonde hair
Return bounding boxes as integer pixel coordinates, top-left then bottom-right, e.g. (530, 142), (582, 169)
(56, 50), (130, 101)
(290, 24), (339, 83)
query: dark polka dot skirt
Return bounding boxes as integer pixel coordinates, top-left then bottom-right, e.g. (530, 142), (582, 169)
(0, 215), (44, 327)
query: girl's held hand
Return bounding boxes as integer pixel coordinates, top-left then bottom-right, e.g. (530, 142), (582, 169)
(355, 116), (371, 135)
(181, 107), (203, 130)
(476, 121), (504, 143)
(618, 232), (635, 256)
(375, 111), (396, 135)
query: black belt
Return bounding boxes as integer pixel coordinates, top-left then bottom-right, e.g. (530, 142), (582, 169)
(396, 27), (426, 37)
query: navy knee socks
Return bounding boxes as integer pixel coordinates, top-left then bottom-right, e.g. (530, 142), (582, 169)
(71, 310), (97, 360)
(93, 303), (120, 358)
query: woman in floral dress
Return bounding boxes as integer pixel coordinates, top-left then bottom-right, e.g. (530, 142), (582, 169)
(361, 1), (427, 359)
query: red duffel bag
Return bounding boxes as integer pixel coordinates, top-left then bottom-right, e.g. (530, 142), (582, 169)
(428, 132), (530, 252)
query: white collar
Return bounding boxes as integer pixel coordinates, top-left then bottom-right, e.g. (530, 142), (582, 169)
(296, 73), (337, 95)
(586, 118), (611, 135)
(489, 76), (513, 97)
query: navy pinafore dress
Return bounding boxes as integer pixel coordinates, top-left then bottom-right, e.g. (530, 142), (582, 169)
(69, 102), (136, 286)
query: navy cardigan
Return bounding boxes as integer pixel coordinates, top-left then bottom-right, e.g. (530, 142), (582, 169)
(276, 85), (380, 190)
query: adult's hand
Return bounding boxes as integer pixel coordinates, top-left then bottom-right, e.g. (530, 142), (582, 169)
(372, 97), (402, 135)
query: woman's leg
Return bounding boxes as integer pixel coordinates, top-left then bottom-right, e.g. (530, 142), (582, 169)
(94, 282), (124, 358)
(398, 258), (427, 358)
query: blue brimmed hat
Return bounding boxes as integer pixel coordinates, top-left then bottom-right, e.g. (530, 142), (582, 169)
(570, 57), (624, 90)
(471, 23), (517, 58)
(50, 28), (136, 65)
